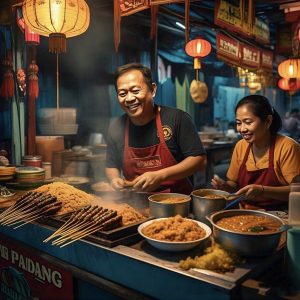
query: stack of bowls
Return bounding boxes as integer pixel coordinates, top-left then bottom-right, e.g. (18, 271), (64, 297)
(0, 166), (16, 182)
(15, 167), (45, 185)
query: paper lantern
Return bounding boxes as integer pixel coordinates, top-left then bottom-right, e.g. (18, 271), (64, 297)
(22, 0), (90, 53)
(185, 38), (212, 58)
(278, 58), (300, 79)
(278, 78), (300, 91)
(185, 38), (211, 81)
(190, 79), (208, 103)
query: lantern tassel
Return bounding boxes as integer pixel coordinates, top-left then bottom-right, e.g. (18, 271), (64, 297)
(0, 70), (14, 99)
(28, 61), (39, 100)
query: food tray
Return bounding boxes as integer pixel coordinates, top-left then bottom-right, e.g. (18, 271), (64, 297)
(41, 213), (153, 247)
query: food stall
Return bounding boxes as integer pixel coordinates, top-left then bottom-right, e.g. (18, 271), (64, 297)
(0, 186), (292, 300)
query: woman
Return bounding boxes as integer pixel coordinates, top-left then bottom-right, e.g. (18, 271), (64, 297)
(105, 63), (206, 194)
(212, 95), (300, 210)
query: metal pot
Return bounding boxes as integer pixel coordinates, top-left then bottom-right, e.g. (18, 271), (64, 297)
(148, 193), (191, 218)
(207, 209), (286, 257)
(191, 189), (230, 224)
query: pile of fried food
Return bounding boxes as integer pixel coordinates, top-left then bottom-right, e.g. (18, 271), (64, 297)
(179, 241), (241, 273)
(35, 182), (93, 214)
(117, 204), (146, 226)
(142, 215), (206, 242)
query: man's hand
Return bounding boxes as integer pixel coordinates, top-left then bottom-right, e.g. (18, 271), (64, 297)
(110, 177), (126, 190)
(133, 170), (165, 192)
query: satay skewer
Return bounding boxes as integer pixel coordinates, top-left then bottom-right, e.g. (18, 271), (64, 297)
(59, 215), (122, 248)
(51, 209), (110, 245)
(43, 205), (92, 242)
(54, 211), (118, 245)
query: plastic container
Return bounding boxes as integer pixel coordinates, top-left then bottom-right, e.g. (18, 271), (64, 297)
(288, 183), (300, 227)
(286, 228), (300, 291)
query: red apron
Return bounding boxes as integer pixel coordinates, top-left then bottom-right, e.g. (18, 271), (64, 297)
(122, 106), (193, 194)
(238, 136), (286, 210)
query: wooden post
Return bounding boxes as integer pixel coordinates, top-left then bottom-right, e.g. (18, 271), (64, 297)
(26, 45), (36, 155)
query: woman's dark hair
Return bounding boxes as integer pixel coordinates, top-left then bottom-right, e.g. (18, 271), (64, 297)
(235, 95), (282, 134)
(114, 62), (154, 92)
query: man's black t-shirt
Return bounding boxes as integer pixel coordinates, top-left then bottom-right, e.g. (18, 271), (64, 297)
(106, 106), (206, 171)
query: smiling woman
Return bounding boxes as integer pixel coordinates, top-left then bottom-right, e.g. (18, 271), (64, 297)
(211, 95), (300, 210)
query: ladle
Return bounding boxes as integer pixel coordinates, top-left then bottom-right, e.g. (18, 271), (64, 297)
(223, 194), (245, 210)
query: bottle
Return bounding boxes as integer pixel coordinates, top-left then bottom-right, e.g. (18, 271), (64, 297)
(288, 183), (300, 227)
(42, 162), (52, 180)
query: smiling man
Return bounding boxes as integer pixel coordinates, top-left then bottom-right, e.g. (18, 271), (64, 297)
(105, 62), (207, 194)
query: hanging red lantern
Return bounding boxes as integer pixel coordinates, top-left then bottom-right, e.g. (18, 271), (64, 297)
(185, 37), (211, 81)
(278, 58), (300, 78)
(28, 61), (39, 100)
(0, 51), (14, 100)
(278, 78), (300, 91)
(25, 24), (40, 45)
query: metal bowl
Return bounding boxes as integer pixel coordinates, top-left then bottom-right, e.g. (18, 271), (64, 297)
(207, 209), (286, 257)
(148, 193), (191, 218)
(191, 189), (230, 224)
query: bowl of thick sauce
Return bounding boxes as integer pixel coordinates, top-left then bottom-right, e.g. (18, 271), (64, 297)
(207, 209), (286, 257)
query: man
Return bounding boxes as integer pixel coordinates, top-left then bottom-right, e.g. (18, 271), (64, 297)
(105, 63), (206, 194)
(283, 108), (300, 139)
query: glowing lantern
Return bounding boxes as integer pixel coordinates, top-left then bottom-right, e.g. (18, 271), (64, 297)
(278, 78), (300, 91)
(278, 58), (300, 79)
(185, 37), (211, 80)
(25, 24), (40, 45)
(22, 0), (90, 53)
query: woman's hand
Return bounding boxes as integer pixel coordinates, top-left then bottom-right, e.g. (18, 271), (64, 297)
(110, 177), (126, 190)
(133, 170), (165, 192)
(236, 184), (264, 199)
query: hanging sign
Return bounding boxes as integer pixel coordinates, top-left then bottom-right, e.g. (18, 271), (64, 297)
(276, 26), (292, 55)
(240, 43), (260, 69)
(261, 50), (273, 71)
(214, 0), (243, 34)
(150, 0), (185, 4)
(120, 0), (150, 16)
(216, 33), (240, 65)
(253, 17), (270, 44)
(0, 235), (73, 300)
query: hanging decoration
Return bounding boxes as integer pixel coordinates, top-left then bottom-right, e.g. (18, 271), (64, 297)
(28, 61), (39, 100)
(0, 51), (14, 100)
(185, 37), (211, 81)
(278, 58), (300, 78)
(190, 79), (208, 103)
(278, 78), (300, 92)
(22, 0), (90, 54)
(17, 68), (26, 97)
(16, 11), (40, 45)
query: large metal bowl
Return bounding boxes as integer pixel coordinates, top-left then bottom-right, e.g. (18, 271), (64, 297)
(207, 209), (286, 257)
(191, 189), (230, 224)
(148, 193), (191, 218)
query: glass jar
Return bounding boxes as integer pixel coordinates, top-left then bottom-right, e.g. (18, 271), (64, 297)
(42, 162), (52, 179)
(22, 155), (42, 168)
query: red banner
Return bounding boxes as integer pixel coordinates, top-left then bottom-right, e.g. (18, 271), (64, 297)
(261, 50), (273, 71)
(240, 43), (260, 68)
(120, 0), (150, 16)
(216, 33), (240, 66)
(0, 236), (73, 300)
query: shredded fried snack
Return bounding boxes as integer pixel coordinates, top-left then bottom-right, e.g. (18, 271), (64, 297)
(117, 204), (146, 226)
(142, 215), (206, 242)
(179, 242), (241, 273)
(35, 182), (93, 214)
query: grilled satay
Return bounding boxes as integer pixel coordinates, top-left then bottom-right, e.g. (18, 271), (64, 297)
(59, 211), (120, 247)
